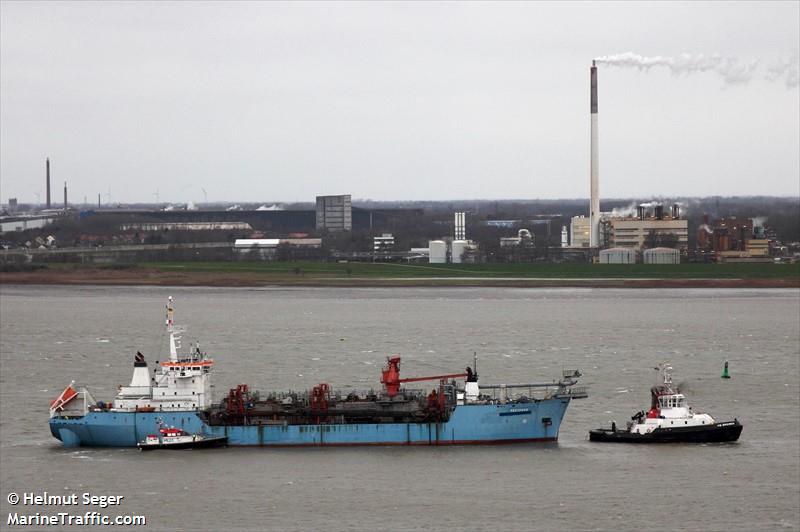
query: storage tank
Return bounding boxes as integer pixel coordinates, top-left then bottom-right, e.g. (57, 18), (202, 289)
(599, 247), (636, 264)
(451, 240), (468, 264)
(429, 240), (447, 264)
(643, 247), (680, 264)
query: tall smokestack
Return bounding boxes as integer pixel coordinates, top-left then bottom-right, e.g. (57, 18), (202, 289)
(63, 181), (68, 209)
(46, 158), (51, 209)
(589, 61), (600, 247)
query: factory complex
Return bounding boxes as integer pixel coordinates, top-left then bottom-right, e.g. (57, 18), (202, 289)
(1, 62), (797, 267)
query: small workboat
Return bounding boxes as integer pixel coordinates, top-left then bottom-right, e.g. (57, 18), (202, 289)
(589, 364), (742, 443)
(137, 421), (227, 451)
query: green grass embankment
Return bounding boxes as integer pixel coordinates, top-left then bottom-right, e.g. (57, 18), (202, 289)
(134, 261), (800, 280)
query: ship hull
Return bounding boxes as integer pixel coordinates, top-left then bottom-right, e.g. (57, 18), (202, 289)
(589, 420), (742, 443)
(50, 399), (571, 448)
(138, 436), (228, 451)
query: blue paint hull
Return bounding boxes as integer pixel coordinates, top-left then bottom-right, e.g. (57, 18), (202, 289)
(50, 399), (572, 448)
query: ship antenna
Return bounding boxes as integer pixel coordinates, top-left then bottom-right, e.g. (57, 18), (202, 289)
(473, 351), (478, 378)
(166, 296), (180, 362)
(165, 296), (174, 331)
(661, 363), (673, 385)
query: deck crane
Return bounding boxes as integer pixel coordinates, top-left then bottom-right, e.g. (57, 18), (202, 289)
(380, 356), (468, 398)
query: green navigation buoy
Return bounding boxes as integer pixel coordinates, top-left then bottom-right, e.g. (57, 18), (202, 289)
(722, 360), (731, 379)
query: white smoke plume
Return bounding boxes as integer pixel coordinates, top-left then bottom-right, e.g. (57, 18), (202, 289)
(610, 203), (638, 218)
(609, 201), (686, 219)
(765, 55), (799, 88)
(594, 52), (785, 86)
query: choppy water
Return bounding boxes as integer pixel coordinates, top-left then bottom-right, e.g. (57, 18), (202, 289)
(1, 285), (798, 531)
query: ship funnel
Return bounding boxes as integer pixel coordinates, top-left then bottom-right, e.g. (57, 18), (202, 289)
(129, 351), (151, 388)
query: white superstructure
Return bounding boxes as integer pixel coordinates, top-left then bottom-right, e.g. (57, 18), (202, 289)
(113, 297), (214, 412)
(626, 364), (715, 435)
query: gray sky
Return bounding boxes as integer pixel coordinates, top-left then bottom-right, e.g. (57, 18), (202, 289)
(1, 1), (798, 204)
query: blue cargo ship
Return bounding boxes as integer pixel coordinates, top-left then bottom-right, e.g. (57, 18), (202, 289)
(49, 298), (586, 448)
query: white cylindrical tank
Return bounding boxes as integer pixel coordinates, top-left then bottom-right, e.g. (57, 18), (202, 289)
(599, 247), (636, 264)
(643, 247), (680, 264)
(451, 240), (467, 264)
(429, 240), (447, 263)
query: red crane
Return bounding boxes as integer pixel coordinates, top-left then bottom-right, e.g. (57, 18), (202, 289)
(380, 356), (467, 398)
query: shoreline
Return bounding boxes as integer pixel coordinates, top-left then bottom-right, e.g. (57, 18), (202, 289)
(1, 269), (797, 289)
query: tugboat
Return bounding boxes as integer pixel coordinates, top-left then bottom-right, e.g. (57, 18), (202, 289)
(137, 420), (227, 451)
(589, 364), (742, 443)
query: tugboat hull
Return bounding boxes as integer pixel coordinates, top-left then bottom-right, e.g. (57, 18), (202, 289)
(589, 420), (742, 443)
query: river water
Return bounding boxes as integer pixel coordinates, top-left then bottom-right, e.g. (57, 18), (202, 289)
(1, 285), (798, 531)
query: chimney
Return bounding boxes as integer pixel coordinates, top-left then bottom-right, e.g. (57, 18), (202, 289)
(589, 61), (600, 247)
(454, 212), (466, 240)
(671, 204), (680, 219)
(655, 205), (664, 220)
(98, 193), (101, 208)
(637, 205), (645, 220)
(63, 182), (67, 209)
(46, 158), (51, 209)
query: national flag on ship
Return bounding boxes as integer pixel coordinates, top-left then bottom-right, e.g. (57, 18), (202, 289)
(50, 382), (78, 415)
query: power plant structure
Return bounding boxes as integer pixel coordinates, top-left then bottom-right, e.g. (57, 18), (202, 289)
(589, 61), (600, 248)
(579, 61), (689, 260)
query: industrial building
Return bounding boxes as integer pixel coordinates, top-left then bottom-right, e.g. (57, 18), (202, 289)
(56, 203), (421, 236)
(609, 217), (688, 250)
(315, 195), (352, 232)
(120, 222), (253, 232)
(373, 233), (395, 252)
(699, 216), (772, 262)
(570, 216), (591, 248)
(500, 229), (534, 247)
(233, 238), (321, 249)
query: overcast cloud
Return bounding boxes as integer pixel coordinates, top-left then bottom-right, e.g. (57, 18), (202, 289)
(1, 1), (798, 204)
